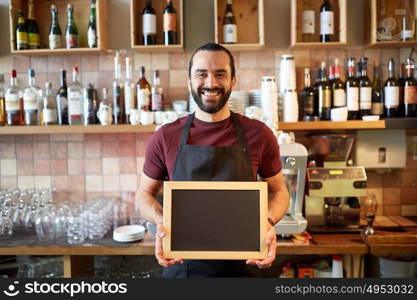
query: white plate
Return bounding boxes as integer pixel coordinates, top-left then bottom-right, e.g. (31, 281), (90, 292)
(362, 115), (380, 121)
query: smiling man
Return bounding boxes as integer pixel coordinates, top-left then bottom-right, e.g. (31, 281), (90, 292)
(136, 43), (289, 278)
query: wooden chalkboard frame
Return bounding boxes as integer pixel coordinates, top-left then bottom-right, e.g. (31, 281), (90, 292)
(163, 181), (268, 260)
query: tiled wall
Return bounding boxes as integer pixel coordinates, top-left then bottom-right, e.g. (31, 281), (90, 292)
(0, 48), (417, 216)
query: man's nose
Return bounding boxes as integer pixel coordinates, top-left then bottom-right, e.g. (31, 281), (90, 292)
(204, 73), (218, 88)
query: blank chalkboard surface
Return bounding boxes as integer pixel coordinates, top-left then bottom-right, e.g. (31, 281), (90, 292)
(163, 181), (268, 260)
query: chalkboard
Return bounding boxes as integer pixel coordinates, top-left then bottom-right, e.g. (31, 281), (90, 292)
(163, 181), (268, 260)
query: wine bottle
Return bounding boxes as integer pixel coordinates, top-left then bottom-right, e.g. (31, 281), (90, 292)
(23, 69), (41, 125)
(5, 70), (20, 126)
(87, 0), (98, 48)
(16, 10), (28, 50)
(56, 70), (68, 125)
(68, 67), (83, 125)
(27, 0), (40, 49)
(332, 59), (346, 108)
(142, 0), (157, 45)
(317, 62), (331, 120)
(404, 58), (417, 117)
(65, 4), (78, 48)
(83, 83), (97, 125)
(371, 64), (384, 118)
(112, 54), (125, 124)
(301, 0), (315, 42)
(0, 75), (5, 125)
(384, 58), (400, 118)
(223, 0), (237, 44)
(346, 58), (359, 120)
(137, 66), (151, 111)
(398, 62), (406, 117)
(163, 0), (177, 45)
(151, 70), (164, 111)
(320, 0), (334, 43)
(43, 82), (57, 125)
(124, 57), (136, 123)
(359, 57), (372, 117)
(300, 68), (315, 121)
(313, 68), (322, 118)
(49, 4), (62, 49)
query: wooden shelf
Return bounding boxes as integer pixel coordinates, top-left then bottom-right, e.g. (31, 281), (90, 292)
(290, 42), (346, 50)
(278, 120), (386, 131)
(131, 44), (184, 53)
(220, 43), (265, 52)
(9, 0), (108, 55)
(366, 41), (417, 49)
(0, 124), (156, 135)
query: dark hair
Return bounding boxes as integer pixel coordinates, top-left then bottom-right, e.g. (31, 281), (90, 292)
(188, 43), (236, 78)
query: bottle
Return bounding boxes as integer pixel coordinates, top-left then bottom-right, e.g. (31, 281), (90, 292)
(317, 62), (331, 120)
(384, 58), (400, 118)
(163, 0), (177, 45)
(371, 64), (384, 118)
(300, 68), (315, 121)
(83, 83), (97, 125)
(346, 58), (359, 120)
(124, 57), (136, 123)
(5, 70), (20, 126)
(320, 0), (334, 43)
(328, 63), (335, 87)
(359, 57), (372, 117)
(223, 0), (237, 44)
(49, 4), (62, 49)
(23, 69), (41, 125)
(401, 0), (415, 41)
(151, 70), (164, 111)
(67, 67), (83, 125)
(137, 66), (151, 111)
(27, 0), (40, 49)
(87, 0), (98, 48)
(97, 87), (113, 125)
(142, 0), (157, 45)
(112, 54), (125, 124)
(301, 0), (315, 42)
(65, 4), (78, 48)
(56, 70), (68, 125)
(332, 59), (346, 108)
(398, 63), (406, 117)
(0, 75), (6, 125)
(42, 82), (57, 125)
(404, 58), (417, 117)
(16, 10), (28, 50)
(313, 68), (322, 118)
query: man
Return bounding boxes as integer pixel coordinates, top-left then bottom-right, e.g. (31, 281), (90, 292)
(136, 43), (289, 278)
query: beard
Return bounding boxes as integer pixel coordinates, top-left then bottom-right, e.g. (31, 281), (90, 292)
(191, 84), (232, 114)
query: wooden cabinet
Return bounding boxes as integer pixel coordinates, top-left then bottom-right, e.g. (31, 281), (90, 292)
(130, 0), (184, 53)
(9, 0), (107, 55)
(290, 0), (347, 49)
(214, 0), (265, 51)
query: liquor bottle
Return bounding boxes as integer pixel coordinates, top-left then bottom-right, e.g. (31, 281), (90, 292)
(151, 70), (164, 111)
(346, 58), (359, 120)
(359, 57), (372, 117)
(404, 58), (417, 117)
(301, 0), (315, 42)
(16, 10), (28, 50)
(142, 0), (157, 45)
(112, 54), (125, 124)
(371, 64), (384, 117)
(317, 62), (331, 120)
(313, 68), (322, 117)
(124, 57), (136, 123)
(67, 67), (83, 125)
(223, 0), (237, 44)
(83, 83), (97, 125)
(398, 63), (406, 117)
(300, 68), (315, 121)
(320, 0), (334, 43)
(87, 0), (98, 48)
(49, 4), (62, 49)
(56, 70), (68, 125)
(0, 75), (5, 125)
(137, 66), (151, 111)
(163, 0), (177, 45)
(328, 63), (335, 87)
(23, 69), (41, 125)
(5, 70), (20, 126)
(42, 82), (57, 125)
(65, 4), (78, 48)
(384, 58), (400, 118)
(27, 0), (40, 49)
(332, 59), (346, 108)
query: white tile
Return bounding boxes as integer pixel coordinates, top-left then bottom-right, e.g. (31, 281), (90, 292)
(103, 175), (120, 192)
(1, 159), (17, 176)
(136, 157), (145, 174)
(86, 175), (103, 192)
(34, 176), (51, 189)
(169, 70), (188, 87)
(401, 205), (417, 216)
(151, 53), (169, 70)
(134, 53), (152, 72)
(66, 134), (84, 142)
(0, 176), (17, 189)
(120, 174), (138, 192)
(0, 55), (13, 74)
(50, 134), (67, 142)
(18, 176), (34, 189)
(102, 157), (120, 174)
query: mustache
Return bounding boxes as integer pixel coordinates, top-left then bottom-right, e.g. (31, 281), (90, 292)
(198, 87), (225, 93)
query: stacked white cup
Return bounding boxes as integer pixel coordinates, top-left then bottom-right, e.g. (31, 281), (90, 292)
(279, 54), (298, 123)
(283, 89), (299, 122)
(261, 76), (279, 134)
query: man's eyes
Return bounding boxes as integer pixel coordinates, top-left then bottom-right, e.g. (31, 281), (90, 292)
(195, 72), (226, 78)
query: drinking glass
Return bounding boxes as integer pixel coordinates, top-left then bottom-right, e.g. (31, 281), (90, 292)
(363, 195), (378, 235)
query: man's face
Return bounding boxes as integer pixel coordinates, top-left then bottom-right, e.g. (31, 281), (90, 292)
(188, 50), (236, 114)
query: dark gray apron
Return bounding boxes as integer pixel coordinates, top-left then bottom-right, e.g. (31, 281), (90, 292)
(163, 112), (255, 278)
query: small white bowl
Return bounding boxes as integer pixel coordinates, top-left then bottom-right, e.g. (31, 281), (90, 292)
(362, 115), (380, 121)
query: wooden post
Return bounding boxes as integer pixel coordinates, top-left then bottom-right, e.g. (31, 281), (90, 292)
(63, 255), (94, 278)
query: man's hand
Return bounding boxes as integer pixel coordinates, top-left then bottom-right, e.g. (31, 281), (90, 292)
(155, 223), (184, 267)
(246, 223), (277, 269)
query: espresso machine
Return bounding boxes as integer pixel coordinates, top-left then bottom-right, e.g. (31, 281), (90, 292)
(275, 136), (308, 236)
(304, 134), (367, 232)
